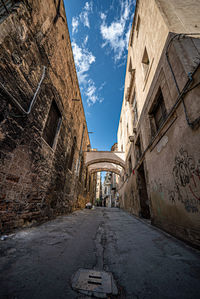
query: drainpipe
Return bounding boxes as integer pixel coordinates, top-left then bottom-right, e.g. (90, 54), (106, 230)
(0, 66), (46, 115)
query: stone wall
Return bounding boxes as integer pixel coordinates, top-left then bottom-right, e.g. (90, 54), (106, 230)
(0, 0), (92, 233)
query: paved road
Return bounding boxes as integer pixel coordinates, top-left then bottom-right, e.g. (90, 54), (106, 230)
(0, 208), (200, 299)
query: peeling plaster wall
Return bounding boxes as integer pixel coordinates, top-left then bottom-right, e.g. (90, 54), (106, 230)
(0, 0), (92, 233)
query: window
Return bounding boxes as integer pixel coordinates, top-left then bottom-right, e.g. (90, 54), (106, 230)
(128, 156), (132, 176)
(79, 156), (84, 182)
(68, 136), (76, 170)
(132, 91), (138, 126)
(43, 100), (61, 148)
(85, 168), (88, 188)
(135, 135), (142, 162)
(136, 15), (140, 38)
(0, 0), (19, 20)
(152, 88), (167, 131)
(142, 47), (150, 78)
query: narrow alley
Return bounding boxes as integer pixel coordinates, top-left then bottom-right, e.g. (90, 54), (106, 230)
(0, 1), (200, 298)
(0, 208), (200, 299)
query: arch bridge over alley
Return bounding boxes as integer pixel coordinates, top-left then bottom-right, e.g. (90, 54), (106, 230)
(85, 151), (125, 176)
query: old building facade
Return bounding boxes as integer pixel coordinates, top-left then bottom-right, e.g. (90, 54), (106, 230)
(117, 0), (200, 247)
(0, 0), (95, 233)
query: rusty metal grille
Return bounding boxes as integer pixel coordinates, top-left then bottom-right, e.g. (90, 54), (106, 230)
(0, 0), (19, 19)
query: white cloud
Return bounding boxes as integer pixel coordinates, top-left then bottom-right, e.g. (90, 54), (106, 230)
(85, 80), (98, 105)
(83, 35), (89, 46)
(72, 1), (93, 34)
(98, 81), (106, 91)
(80, 1), (93, 28)
(100, 12), (106, 21)
(72, 17), (79, 34)
(72, 40), (104, 106)
(100, 0), (135, 62)
(72, 41), (95, 83)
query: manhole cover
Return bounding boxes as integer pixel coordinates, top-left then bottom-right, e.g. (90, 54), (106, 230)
(71, 268), (118, 298)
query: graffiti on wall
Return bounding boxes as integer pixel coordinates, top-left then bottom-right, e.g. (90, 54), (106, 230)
(168, 148), (200, 213)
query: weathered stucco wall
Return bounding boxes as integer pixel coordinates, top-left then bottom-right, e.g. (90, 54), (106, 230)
(143, 43), (200, 246)
(155, 0), (200, 33)
(0, 0), (92, 233)
(137, 36), (200, 247)
(117, 0), (200, 248)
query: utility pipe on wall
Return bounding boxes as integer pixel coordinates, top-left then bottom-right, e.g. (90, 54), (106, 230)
(0, 66), (46, 115)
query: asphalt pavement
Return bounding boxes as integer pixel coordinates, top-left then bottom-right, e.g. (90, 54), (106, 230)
(0, 207), (200, 299)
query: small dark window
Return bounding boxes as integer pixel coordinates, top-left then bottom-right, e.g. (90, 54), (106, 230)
(136, 15), (140, 37)
(128, 156), (132, 176)
(79, 156), (84, 182)
(142, 47), (150, 78)
(132, 91), (138, 126)
(135, 135), (142, 162)
(68, 136), (76, 171)
(152, 89), (167, 130)
(43, 100), (61, 148)
(85, 167), (88, 188)
(0, 0), (19, 19)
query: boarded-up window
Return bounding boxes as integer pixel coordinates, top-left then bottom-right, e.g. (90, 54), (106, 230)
(43, 100), (61, 148)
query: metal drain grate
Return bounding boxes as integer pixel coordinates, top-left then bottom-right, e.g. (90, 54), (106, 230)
(72, 269), (118, 298)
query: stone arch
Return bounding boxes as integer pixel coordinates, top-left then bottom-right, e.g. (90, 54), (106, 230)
(88, 161), (123, 176)
(85, 151), (125, 169)
(90, 168), (121, 176)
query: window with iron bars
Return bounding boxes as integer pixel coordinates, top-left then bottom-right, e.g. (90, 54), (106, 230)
(0, 0), (20, 20)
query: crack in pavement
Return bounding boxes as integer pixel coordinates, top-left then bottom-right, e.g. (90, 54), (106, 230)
(93, 221), (106, 271)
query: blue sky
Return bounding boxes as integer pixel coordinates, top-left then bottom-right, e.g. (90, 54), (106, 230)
(64, 0), (136, 150)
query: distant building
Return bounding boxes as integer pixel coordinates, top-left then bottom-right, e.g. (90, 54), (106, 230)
(95, 172), (101, 201)
(102, 172), (112, 207)
(117, 0), (200, 248)
(0, 0), (95, 233)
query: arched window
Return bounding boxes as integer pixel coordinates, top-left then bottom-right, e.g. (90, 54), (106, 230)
(68, 136), (76, 170)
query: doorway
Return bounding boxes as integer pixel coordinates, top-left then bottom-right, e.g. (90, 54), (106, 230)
(138, 163), (150, 219)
